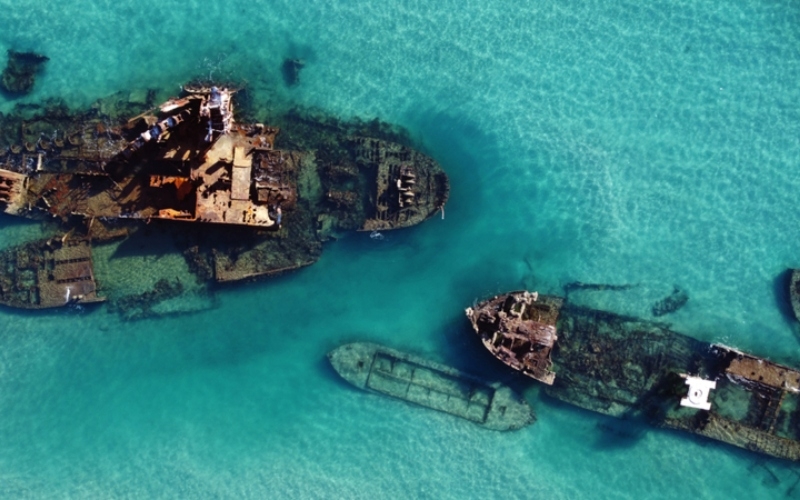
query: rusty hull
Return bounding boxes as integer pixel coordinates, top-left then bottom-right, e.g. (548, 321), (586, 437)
(466, 290), (562, 384)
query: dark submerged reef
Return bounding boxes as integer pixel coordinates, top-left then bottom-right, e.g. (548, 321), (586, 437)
(1, 50), (50, 96)
(651, 286), (689, 317)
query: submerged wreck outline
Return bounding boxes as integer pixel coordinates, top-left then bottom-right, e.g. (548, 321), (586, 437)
(328, 342), (535, 431)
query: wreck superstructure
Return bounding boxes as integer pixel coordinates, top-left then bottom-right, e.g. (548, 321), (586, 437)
(2, 87), (291, 228)
(0, 84), (449, 311)
(467, 290), (800, 461)
(465, 291), (561, 384)
(328, 342), (534, 431)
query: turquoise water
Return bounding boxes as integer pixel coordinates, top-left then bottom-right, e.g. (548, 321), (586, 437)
(3, 0), (800, 497)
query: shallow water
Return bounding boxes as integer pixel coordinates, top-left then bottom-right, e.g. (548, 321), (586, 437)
(2, 0), (800, 498)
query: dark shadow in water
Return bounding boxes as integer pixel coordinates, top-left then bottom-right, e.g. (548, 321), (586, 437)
(590, 413), (649, 450)
(538, 392), (650, 451)
(280, 39), (316, 87)
(331, 224), (421, 257)
(281, 58), (305, 87)
(0, 211), (38, 228)
(282, 39), (317, 66)
(164, 306), (299, 369)
(99, 259), (321, 372)
(108, 230), (176, 259)
(773, 268), (796, 324)
(432, 313), (539, 397)
(771, 269), (800, 348)
(745, 456), (800, 495)
(405, 108), (529, 302)
(401, 107), (493, 227)
(403, 107), (585, 308)
(539, 389), (800, 468)
(314, 350), (355, 388)
(450, 259), (523, 310)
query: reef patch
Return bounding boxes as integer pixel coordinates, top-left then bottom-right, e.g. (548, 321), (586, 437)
(1, 50), (49, 95)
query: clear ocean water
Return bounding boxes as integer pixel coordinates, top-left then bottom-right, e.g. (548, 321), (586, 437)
(2, 0), (800, 498)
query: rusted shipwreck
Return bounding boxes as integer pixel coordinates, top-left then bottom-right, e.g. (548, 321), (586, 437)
(328, 342), (534, 431)
(466, 290), (800, 461)
(0, 85), (449, 313)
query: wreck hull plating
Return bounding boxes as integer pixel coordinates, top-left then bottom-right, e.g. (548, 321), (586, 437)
(328, 342), (534, 431)
(468, 291), (800, 461)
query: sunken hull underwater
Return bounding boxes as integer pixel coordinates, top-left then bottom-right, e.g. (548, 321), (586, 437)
(328, 342), (534, 431)
(467, 290), (800, 461)
(0, 84), (449, 312)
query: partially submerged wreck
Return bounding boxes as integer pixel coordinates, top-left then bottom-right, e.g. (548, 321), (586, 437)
(467, 290), (800, 460)
(328, 342), (534, 431)
(0, 84), (449, 313)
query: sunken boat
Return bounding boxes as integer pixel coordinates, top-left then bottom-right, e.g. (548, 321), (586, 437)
(328, 342), (534, 431)
(0, 84), (449, 313)
(466, 290), (800, 460)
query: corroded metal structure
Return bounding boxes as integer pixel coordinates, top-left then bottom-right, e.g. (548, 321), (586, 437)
(465, 291), (560, 384)
(0, 84), (449, 312)
(467, 290), (800, 461)
(328, 342), (534, 431)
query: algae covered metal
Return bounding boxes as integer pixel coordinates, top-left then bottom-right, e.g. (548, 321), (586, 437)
(467, 290), (800, 460)
(0, 84), (449, 315)
(328, 342), (534, 431)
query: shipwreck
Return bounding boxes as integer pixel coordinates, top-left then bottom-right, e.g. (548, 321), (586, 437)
(466, 290), (800, 461)
(0, 84), (449, 315)
(328, 342), (534, 431)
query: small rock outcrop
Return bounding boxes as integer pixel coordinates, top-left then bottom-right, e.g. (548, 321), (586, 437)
(281, 58), (304, 86)
(651, 286), (689, 316)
